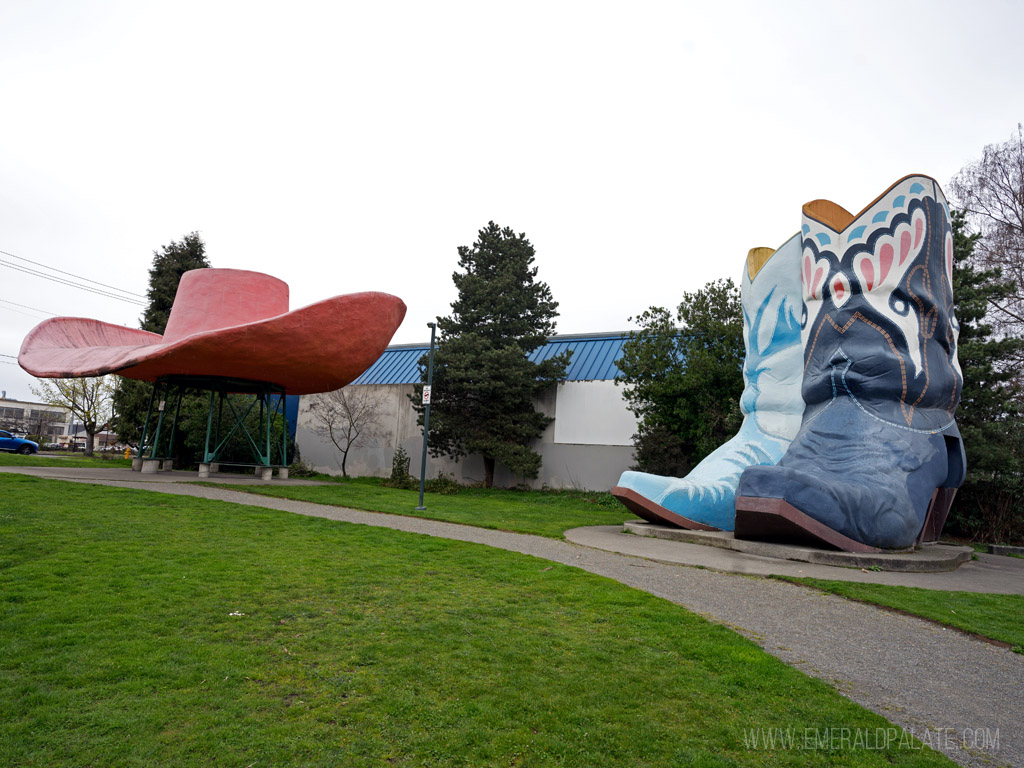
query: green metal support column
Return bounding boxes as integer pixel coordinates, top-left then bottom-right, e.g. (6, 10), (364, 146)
(136, 382), (158, 460)
(203, 389), (216, 464)
(280, 396), (288, 467)
(216, 390), (224, 448)
(148, 381), (171, 460)
(165, 385), (184, 457)
(266, 397), (274, 468)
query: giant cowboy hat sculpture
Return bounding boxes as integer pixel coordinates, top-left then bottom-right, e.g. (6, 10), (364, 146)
(19, 268), (406, 395)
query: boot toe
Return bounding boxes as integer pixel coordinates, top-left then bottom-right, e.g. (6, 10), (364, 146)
(738, 462), (921, 549)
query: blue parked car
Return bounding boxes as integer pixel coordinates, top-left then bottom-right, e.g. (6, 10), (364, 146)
(0, 430), (38, 454)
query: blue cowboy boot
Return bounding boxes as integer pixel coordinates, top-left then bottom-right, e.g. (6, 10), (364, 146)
(613, 234), (804, 530)
(735, 175), (966, 551)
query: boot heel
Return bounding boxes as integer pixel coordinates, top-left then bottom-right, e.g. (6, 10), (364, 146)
(917, 433), (965, 544)
(918, 487), (958, 544)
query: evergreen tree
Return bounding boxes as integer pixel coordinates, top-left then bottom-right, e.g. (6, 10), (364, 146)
(412, 222), (569, 487)
(948, 210), (1024, 541)
(616, 279), (744, 475)
(111, 232), (210, 449)
(141, 232), (210, 333)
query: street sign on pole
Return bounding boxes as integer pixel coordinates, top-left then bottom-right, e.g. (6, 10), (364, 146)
(416, 322), (436, 511)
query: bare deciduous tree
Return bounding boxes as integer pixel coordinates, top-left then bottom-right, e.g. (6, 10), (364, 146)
(307, 386), (387, 477)
(31, 376), (114, 456)
(950, 123), (1024, 333)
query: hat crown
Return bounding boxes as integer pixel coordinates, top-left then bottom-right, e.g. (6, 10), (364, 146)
(163, 268), (289, 342)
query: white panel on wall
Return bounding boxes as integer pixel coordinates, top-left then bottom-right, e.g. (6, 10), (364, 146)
(552, 380), (637, 446)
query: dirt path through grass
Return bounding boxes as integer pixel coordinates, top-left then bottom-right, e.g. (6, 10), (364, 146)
(16, 474), (1023, 768)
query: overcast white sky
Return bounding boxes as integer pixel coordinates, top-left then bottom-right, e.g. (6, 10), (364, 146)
(2, 0), (1022, 400)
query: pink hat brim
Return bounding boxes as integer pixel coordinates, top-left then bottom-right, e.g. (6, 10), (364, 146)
(19, 292), (406, 395)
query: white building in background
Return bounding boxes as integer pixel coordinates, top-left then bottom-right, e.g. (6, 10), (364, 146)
(295, 333), (639, 490)
(0, 395), (71, 444)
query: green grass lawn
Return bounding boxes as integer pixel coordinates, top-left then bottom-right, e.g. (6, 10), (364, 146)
(0, 451), (132, 469)
(201, 476), (638, 539)
(779, 578), (1024, 653)
(5, 454), (1018, 657)
(0, 474), (953, 767)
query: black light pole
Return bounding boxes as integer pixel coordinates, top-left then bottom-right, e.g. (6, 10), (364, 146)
(415, 322), (436, 511)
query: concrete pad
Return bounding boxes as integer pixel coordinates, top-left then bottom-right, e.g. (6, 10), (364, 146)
(623, 521), (972, 573)
(160, 459), (174, 472)
(131, 458), (143, 471)
(277, 467), (289, 480)
(140, 459), (161, 474)
(198, 464), (210, 479)
(564, 524), (1024, 594)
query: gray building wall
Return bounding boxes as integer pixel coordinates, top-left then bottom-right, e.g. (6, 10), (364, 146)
(295, 381), (636, 491)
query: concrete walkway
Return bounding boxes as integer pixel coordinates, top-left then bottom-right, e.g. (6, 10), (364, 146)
(3, 466), (1021, 767)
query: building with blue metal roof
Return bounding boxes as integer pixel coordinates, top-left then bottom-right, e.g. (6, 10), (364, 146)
(352, 332), (631, 386)
(296, 332), (639, 490)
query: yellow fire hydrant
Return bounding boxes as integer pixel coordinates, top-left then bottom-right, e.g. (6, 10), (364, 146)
(124, 447), (132, 460)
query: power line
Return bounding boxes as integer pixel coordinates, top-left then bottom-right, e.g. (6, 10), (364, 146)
(1, 258), (146, 304)
(0, 248), (145, 299)
(0, 304), (53, 322)
(0, 298), (58, 317)
(0, 259), (146, 306)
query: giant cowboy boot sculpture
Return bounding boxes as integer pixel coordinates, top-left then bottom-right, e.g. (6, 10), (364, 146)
(612, 234), (804, 530)
(735, 175), (966, 551)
